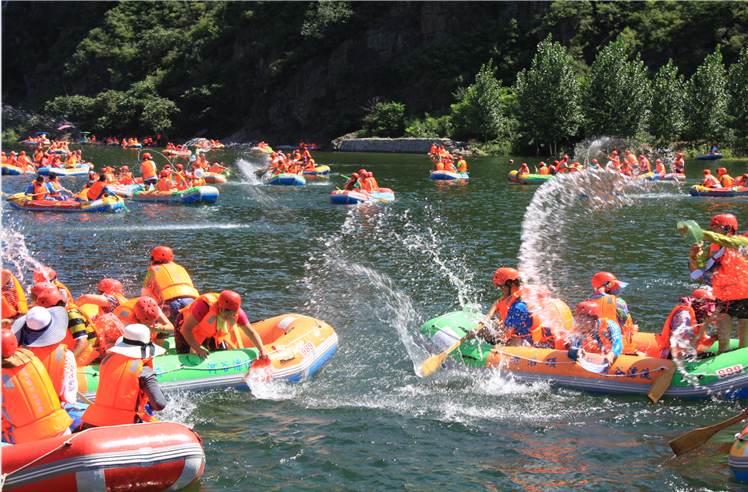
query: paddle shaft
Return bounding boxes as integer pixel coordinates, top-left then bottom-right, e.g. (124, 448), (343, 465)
(421, 323), (483, 377)
(669, 409), (748, 456)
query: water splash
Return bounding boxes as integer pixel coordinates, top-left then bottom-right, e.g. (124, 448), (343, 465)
(1, 226), (47, 286)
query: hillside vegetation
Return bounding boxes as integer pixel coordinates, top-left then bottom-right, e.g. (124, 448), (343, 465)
(2, 1), (747, 154)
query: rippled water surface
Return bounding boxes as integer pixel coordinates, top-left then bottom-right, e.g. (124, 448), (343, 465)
(2, 145), (748, 491)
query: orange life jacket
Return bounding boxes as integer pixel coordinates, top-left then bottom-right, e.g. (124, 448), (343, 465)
(456, 159), (467, 173)
(589, 294), (636, 354)
(147, 262), (199, 303)
(86, 181), (107, 201)
(141, 160), (157, 180)
(80, 353), (156, 427)
(493, 288), (540, 340)
(673, 158), (685, 172)
(26, 343), (68, 402)
(157, 178), (174, 192)
(360, 178), (373, 193)
(2, 351), (73, 444)
(2, 274), (28, 318)
(179, 293), (237, 347)
(46, 180), (62, 197)
(719, 174), (734, 188)
(709, 242), (748, 301)
(580, 318), (614, 355)
(435, 161), (444, 172)
(539, 167), (549, 175)
(702, 174), (720, 188)
(639, 157), (651, 173)
(118, 172), (134, 185)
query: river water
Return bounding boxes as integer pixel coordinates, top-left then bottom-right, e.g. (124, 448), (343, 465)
(2, 145), (747, 491)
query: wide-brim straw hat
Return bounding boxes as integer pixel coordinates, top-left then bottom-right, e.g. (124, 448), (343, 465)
(108, 323), (166, 359)
(11, 306), (68, 347)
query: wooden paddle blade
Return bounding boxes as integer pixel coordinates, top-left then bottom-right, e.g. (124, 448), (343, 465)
(421, 340), (462, 377)
(647, 364), (677, 403)
(669, 410), (748, 456)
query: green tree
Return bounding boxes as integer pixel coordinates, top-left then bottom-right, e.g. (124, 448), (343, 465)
(684, 45), (729, 146)
(514, 37), (582, 156)
(728, 46), (748, 154)
(648, 59), (685, 145)
(450, 60), (507, 142)
(361, 101), (406, 137)
(584, 36), (651, 138)
(301, 1), (353, 39)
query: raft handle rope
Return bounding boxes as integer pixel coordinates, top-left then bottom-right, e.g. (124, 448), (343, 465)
(1, 432), (84, 485)
(491, 348), (671, 379)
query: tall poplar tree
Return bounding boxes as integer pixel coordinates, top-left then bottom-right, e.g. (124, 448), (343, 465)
(584, 37), (651, 138)
(684, 45), (729, 145)
(514, 36), (582, 156)
(648, 59), (685, 145)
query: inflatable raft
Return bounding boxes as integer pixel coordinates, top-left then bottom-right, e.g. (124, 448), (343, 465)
(1, 163), (33, 175)
(1, 422), (205, 492)
(203, 172), (227, 184)
(330, 188), (395, 204)
(106, 183), (143, 198)
(690, 185), (748, 197)
(652, 172), (686, 181)
(132, 186), (219, 204)
(730, 423), (748, 482)
(302, 165), (331, 176)
(5, 195), (125, 213)
(37, 165), (91, 177)
(430, 171), (469, 180)
(508, 170), (552, 185)
(77, 313), (337, 398)
(122, 143), (142, 149)
(420, 310), (748, 399)
(263, 173), (306, 186)
(697, 153), (723, 160)
(163, 149), (192, 157)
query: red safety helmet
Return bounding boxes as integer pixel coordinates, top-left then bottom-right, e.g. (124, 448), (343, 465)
(351, 173), (359, 179)
(134, 297), (159, 324)
(625, 151), (631, 155)
(2, 329), (18, 358)
(691, 289), (715, 301)
(160, 170), (169, 178)
(151, 246), (174, 263)
(30, 281), (55, 299)
(611, 151), (618, 155)
(359, 169), (367, 175)
(176, 164), (184, 170)
(591, 272), (619, 291)
(710, 214), (738, 232)
(36, 285), (64, 308)
(717, 167), (727, 175)
(677, 153), (683, 157)
(33, 266), (56, 283)
(575, 301), (601, 318)
(98, 278), (123, 295)
(142, 152), (152, 159)
(120, 166), (129, 171)
(218, 290), (241, 311)
(702, 169), (711, 174)
(493, 267), (520, 286)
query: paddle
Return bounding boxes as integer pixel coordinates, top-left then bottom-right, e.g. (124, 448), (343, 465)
(421, 323), (482, 377)
(677, 220), (703, 247)
(669, 409), (748, 456)
(77, 390), (94, 405)
(647, 311), (719, 403)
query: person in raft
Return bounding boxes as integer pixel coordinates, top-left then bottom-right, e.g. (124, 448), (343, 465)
(640, 289), (719, 360)
(699, 169), (722, 188)
(140, 152), (158, 189)
(343, 173), (361, 191)
(25, 175), (47, 199)
(113, 296), (174, 346)
(79, 324), (167, 429)
(141, 246), (199, 326)
(567, 301), (622, 366)
(586, 272), (636, 354)
(1, 328), (73, 444)
(31, 282), (93, 362)
(687, 213), (748, 353)
(175, 290), (270, 360)
(11, 306), (79, 404)
(2, 269), (28, 328)
(467, 268), (540, 347)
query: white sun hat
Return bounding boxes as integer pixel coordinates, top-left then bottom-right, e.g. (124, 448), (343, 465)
(11, 306), (68, 347)
(108, 324), (166, 359)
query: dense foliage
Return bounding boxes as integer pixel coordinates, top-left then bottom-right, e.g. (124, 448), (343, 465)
(2, 1), (747, 154)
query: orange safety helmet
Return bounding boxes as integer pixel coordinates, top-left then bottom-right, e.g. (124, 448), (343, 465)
(134, 297), (159, 324)
(710, 213), (738, 232)
(691, 289), (715, 301)
(493, 267), (520, 286)
(151, 246), (174, 263)
(359, 169), (367, 175)
(30, 281), (55, 299)
(717, 167), (727, 175)
(702, 169), (711, 174)
(33, 266), (56, 283)
(98, 278), (123, 295)
(36, 285), (64, 308)
(142, 152), (152, 160)
(351, 173), (359, 179)
(217, 290), (241, 312)
(591, 272), (627, 292)
(575, 301), (601, 318)
(611, 151), (618, 155)
(2, 329), (18, 358)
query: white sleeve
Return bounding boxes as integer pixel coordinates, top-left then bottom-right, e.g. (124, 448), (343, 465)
(62, 349), (79, 404)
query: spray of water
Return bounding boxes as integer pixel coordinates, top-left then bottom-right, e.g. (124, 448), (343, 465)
(1, 226), (48, 285)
